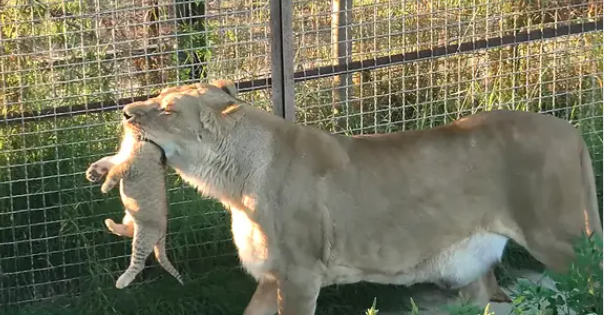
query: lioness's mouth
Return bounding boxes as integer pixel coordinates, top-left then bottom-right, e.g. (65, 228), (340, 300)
(143, 138), (167, 165)
(138, 135), (167, 165)
(121, 118), (167, 163)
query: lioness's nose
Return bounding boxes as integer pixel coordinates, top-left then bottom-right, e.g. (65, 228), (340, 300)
(122, 103), (145, 120)
(123, 99), (158, 120)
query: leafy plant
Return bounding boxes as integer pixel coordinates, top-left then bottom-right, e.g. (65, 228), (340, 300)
(363, 234), (603, 315)
(512, 234), (603, 315)
(365, 297), (379, 315)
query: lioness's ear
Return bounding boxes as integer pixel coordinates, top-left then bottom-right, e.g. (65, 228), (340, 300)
(160, 83), (202, 96)
(211, 79), (237, 97)
(221, 103), (241, 116)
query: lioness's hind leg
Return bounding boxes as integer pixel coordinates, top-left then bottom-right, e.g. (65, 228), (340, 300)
(458, 269), (508, 307)
(523, 232), (575, 273)
(244, 279), (278, 315)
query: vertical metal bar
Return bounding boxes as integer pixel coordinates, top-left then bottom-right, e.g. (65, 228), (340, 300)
(175, 0), (206, 81)
(270, 0), (296, 122)
(331, 0), (353, 129)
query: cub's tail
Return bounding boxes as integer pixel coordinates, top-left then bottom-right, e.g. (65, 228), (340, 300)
(154, 235), (184, 285)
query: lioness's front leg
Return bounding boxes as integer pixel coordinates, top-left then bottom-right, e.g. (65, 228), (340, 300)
(276, 268), (322, 315)
(244, 279), (278, 315)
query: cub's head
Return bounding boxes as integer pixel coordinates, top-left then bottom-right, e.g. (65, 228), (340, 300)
(122, 80), (241, 162)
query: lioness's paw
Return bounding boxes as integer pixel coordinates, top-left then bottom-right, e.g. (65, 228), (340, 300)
(86, 160), (112, 182)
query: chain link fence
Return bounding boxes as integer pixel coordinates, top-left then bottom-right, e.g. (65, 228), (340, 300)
(0, 0), (602, 311)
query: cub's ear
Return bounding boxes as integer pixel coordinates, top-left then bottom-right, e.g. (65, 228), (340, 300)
(211, 79), (237, 97)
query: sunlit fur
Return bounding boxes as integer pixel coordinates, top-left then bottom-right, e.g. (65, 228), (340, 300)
(109, 80), (601, 315)
(86, 138), (183, 289)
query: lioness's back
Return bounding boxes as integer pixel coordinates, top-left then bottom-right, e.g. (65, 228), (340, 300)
(342, 110), (583, 179)
(318, 110), (590, 270)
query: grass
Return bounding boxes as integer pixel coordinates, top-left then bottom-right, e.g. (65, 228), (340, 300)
(1, 0), (603, 313)
(4, 236), (603, 314)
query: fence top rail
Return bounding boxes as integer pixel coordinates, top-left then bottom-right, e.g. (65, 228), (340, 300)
(1, 19), (602, 126)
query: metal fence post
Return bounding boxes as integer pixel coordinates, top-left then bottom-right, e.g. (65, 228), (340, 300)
(269, 0), (296, 122)
(175, 0), (207, 82)
(331, 0), (353, 130)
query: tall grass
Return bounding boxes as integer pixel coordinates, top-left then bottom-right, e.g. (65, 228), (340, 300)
(0, 0), (602, 313)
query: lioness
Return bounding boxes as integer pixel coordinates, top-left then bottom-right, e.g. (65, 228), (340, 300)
(86, 132), (183, 289)
(96, 80), (601, 315)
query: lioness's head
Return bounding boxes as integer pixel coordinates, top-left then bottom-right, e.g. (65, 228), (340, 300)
(122, 80), (241, 161)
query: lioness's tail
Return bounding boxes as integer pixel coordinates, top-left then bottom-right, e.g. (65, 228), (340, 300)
(581, 141), (602, 238)
(154, 236), (184, 285)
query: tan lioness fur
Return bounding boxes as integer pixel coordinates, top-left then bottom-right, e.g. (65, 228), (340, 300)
(86, 135), (183, 289)
(109, 80), (601, 315)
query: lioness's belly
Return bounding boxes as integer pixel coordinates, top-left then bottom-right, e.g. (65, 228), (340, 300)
(323, 232), (508, 288)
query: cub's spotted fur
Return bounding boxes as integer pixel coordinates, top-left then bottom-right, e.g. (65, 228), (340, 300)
(86, 138), (183, 289)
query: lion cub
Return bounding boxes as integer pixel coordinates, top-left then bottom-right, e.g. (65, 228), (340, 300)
(86, 140), (183, 289)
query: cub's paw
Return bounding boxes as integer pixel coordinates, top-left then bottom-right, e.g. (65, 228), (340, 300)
(104, 218), (117, 233)
(100, 178), (118, 194)
(115, 273), (135, 289)
(104, 219), (133, 238)
(86, 160), (113, 183)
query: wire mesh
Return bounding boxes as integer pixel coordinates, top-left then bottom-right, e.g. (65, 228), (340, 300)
(0, 0), (272, 308)
(0, 0), (602, 311)
(292, 0), (602, 192)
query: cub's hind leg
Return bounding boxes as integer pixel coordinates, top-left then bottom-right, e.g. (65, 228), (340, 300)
(115, 223), (156, 289)
(105, 213), (135, 238)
